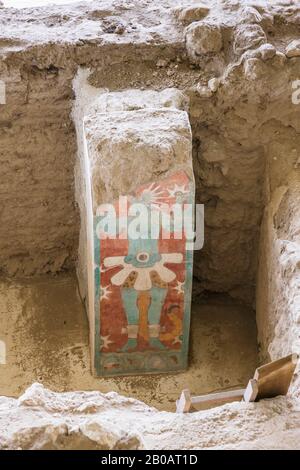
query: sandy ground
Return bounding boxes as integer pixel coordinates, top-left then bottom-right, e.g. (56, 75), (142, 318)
(0, 273), (258, 411)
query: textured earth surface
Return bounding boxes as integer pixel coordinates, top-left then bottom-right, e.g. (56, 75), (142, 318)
(0, 273), (258, 411)
(0, 0), (299, 449)
(0, 0), (298, 305)
(0, 383), (299, 450)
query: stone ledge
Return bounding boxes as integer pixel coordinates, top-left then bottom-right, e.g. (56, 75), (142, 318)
(0, 383), (299, 449)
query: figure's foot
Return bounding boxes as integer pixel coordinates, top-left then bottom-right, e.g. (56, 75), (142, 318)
(120, 338), (137, 352)
(149, 337), (165, 350)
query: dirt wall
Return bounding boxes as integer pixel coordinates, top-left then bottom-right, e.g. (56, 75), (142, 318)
(0, 0), (299, 309)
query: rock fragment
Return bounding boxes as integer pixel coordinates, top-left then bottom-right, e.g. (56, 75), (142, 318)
(172, 4), (210, 24)
(208, 77), (220, 92)
(285, 40), (300, 58)
(239, 6), (262, 24)
(257, 43), (276, 61)
(273, 51), (287, 67)
(196, 84), (213, 98)
(186, 21), (223, 62)
(234, 24), (266, 55)
(156, 59), (168, 68)
(103, 20), (126, 35)
(243, 58), (265, 80)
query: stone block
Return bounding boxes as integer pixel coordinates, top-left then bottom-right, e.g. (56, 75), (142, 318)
(79, 89), (194, 376)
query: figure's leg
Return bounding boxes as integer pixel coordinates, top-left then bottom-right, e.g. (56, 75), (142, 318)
(147, 287), (167, 349)
(121, 288), (139, 351)
(136, 291), (151, 344)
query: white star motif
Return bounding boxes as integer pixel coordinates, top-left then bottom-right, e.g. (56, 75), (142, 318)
(100, 335), (114, 350)
(167, 184), (189, 201)
(172, 335), (182, 345)
(139, 182), (166, 209)
(100, 285), (112, 301)
(173, 280), (185, 295)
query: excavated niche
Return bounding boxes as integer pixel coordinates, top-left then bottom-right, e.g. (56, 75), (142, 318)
(71, 64), (299, 389)
(73, 81), (195, 376)
(0, 0), (299, 397)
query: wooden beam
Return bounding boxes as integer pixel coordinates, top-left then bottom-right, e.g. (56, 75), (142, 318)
(175, 353), (299, 413)
(190, 388), (245, 408)
(254, 353), (299, 400)
(176, 389), (192, 413)
(176, 388), (246, 412)
(243, 379), (258, 402)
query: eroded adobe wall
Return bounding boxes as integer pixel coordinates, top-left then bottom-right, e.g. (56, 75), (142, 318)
(179, 1), (300, 304)
(0, 57), (78, 276)
(0, 0), (182, 276)
(0, 0), (299, 311)
(256, 160), (300, 396)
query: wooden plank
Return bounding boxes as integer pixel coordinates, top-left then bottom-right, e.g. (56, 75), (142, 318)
(254, 353), (299, 400)
(243, 379), (258, 402)
(176, 353), (299, 413)
(190, 388), (245, 409)
(176, 389), (192, 413)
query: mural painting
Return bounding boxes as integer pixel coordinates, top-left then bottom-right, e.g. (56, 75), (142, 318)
(93, 170), (194, 376)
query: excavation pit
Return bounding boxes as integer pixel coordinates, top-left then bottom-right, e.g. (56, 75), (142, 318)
(0, 273), (258, 411)
(0, 0), (299, 450)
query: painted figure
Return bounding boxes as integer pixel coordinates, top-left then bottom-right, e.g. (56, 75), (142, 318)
(97, 171), (194, 375)
(104, 235), (183, 351)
